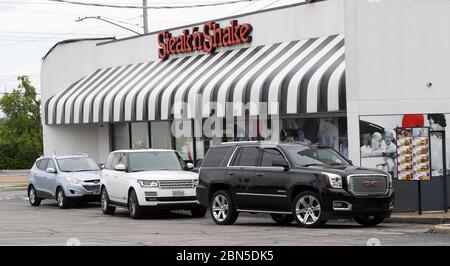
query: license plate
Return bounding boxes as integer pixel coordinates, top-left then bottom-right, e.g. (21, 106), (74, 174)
(172, 190), (185, 197)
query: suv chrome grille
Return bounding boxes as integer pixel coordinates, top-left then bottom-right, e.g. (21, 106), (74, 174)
(159, 180), (194, 189)
(347, 175), (388, 196)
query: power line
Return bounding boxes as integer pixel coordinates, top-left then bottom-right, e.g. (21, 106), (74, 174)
(0, 23), (115, 48)
(47, 0), (257, 9)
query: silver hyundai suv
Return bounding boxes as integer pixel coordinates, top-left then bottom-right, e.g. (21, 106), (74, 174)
(27, 154), (102, 209)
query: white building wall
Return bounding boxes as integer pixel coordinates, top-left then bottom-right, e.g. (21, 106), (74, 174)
(41, 0), (345, 161)
(345, 0), (450, 164)
(43, 124), (101, 160)
(41, 40), (114, 162)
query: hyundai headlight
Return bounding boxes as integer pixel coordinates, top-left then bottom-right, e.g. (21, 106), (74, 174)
(65, 176), (81, 184)
(322, 172), (343, 189)
(138, 180), (159, 188)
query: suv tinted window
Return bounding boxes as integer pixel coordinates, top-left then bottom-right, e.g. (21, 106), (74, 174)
(36, 159), (48, 171)
(261, 149), (286, 167)
(233, 147), (259, 167)
(202, 146), (232, 167)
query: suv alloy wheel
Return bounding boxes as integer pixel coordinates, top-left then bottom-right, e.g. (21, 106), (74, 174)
(28, 186), (41, 207)
(56, 187), (69, 209)
(128, 190), (144, 219)
(101, 187), (116, 215)
(210, 190), (238, 225)
(292, 191), (326, 228)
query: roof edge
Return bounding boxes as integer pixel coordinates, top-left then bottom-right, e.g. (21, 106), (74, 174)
(42, 37), (116, 61)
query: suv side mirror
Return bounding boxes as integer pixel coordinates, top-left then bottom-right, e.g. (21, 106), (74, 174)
(348, 160), (353, 166)
(46, 167), (57, 174)
(272, 160), (289, 170)
(186, 163), (194, 170)
(99, 163), (105, 169)
(114, 164), (127, 172)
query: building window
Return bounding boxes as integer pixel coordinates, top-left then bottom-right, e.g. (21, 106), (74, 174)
(173, 120), (194, 161)
(113, 123), (130, 150)
(131, 122), (149, 149)
(151, 121), (172, 149)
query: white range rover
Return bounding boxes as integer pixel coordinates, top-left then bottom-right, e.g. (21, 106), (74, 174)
(100, 149), (207, 219)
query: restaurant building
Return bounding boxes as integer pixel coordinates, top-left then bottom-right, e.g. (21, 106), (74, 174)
(41, 0), (450, 212)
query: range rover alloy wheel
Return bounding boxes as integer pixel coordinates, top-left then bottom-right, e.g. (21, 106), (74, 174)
(28, 186), (41, 207)
(128, 190), (144, 219)
(101, 188), (116, 215)
(210, 190), (238, 225)
(293, 191), (326, 228)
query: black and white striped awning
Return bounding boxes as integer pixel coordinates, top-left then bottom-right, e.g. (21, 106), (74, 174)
(45, 34), (346, 125)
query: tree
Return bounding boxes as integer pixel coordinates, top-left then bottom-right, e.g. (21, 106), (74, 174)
(0, 76), (42, 169)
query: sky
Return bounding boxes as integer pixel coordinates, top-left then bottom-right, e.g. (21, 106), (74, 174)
(0, 0), (305, 96)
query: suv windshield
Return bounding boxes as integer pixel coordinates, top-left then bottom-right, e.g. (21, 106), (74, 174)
(128, 152), (186, 172)
(57, 157), (101, 172)
(285, 146), (350, 167)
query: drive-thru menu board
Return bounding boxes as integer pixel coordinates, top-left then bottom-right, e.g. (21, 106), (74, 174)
(396, 127), (431, 181)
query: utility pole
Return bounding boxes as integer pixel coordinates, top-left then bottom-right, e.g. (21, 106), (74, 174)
(143, 0), (149, 34)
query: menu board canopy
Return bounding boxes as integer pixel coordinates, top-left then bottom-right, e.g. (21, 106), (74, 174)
(396, 127), (432, 181)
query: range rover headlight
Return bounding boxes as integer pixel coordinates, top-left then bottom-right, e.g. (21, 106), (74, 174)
(138, 180), (159, 188)
(322, 172), (343, 189)
(193, 179), (199, 187)
(65, 176), (81, 185)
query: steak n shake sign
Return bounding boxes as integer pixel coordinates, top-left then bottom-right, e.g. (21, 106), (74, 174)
(158, 20), (253, 60)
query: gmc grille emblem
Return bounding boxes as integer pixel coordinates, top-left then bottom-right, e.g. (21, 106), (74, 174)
(363, 180), (379, 187)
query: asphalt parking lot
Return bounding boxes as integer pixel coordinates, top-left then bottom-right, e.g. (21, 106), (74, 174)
(0, 189), (449, 246)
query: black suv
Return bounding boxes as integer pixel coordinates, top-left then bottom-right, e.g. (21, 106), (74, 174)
(197, 142), (395, 228)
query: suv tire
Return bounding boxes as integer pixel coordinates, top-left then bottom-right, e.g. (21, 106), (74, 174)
(210, 190), (238, 225)
(101, 187), (116, 215)
(28, 186), (41, 207)
(56, 187), (70, 209)
(191, 206), (208, 218)
(292, 191), (327, 228)
(271, 214), (294, 225)
(354, 216), (384, 227)
(128, 189), (144, 219)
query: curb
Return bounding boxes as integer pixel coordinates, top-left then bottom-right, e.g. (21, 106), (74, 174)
(0, 186), (28, 192)
(429, 224), (450, 234)
(386, 217), (450, 225)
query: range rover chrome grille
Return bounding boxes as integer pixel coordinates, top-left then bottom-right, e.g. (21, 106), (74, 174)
(159, 180), (194, 189)
(347, 175), (388, 196)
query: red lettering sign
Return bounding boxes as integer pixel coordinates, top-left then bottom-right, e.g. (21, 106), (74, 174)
(158, 20), (253, 60)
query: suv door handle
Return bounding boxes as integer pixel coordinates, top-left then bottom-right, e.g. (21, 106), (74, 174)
(256, 173), (264, 177)
(227, 173), (234, 176)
